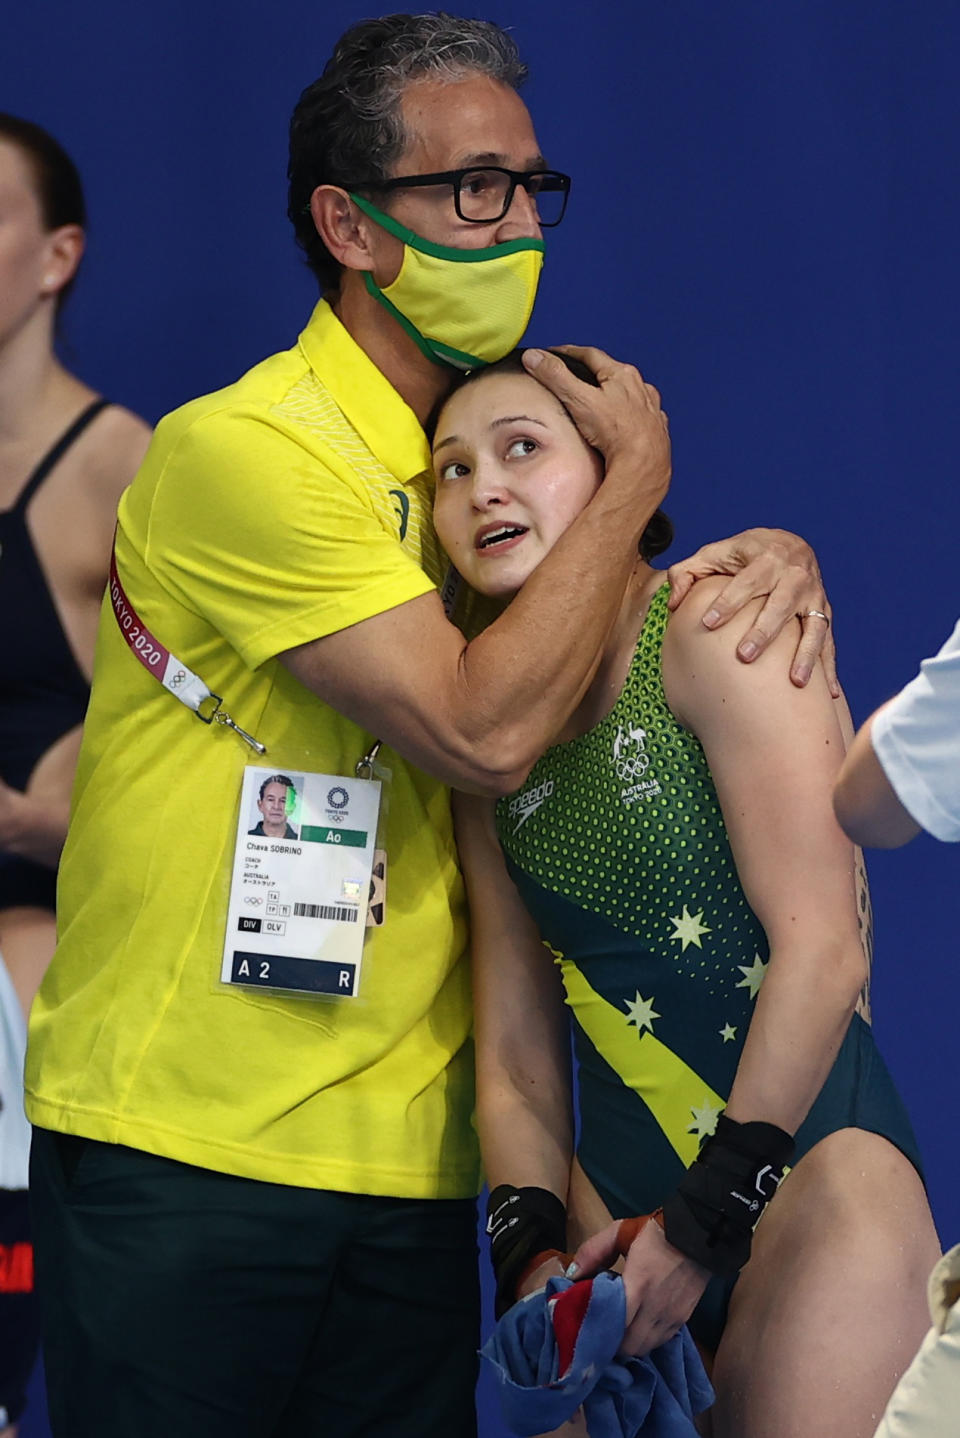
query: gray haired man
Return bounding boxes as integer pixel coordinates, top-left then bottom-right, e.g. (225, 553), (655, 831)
(27, 14), (831, 1437)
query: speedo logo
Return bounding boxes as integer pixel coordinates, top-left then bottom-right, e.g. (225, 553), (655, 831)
(508, 778), (554, 832)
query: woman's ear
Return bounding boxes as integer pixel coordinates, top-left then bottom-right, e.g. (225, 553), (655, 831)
(40, 223), (84, 297)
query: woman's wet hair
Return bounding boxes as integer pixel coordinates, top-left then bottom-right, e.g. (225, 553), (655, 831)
(438, 349), (673, 562)
(0, 113), (86, 309)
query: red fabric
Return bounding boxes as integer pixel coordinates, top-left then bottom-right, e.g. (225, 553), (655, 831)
(549, 1209), (666, 1378)
(0, 1242), (33, 1293)
(550, 1279), (595, 1378)
(616, 1208), (664, 1258)
(515, 1248), (569, 1301)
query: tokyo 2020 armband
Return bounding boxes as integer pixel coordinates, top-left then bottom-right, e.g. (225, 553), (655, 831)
(660, 1114), (795, 1277)
(486, 1184), (568, 1317)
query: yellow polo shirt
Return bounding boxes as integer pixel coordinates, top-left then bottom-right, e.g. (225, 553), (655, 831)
(26, 301), (480, 1199)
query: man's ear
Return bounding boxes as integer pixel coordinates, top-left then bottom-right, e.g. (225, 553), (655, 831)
(310, 186), (377, 274)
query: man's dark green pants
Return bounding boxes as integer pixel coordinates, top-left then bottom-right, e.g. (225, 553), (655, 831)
(30, 1129), (480, 1436)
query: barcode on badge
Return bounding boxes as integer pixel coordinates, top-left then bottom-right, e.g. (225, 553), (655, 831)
(293, 902), (358, 922)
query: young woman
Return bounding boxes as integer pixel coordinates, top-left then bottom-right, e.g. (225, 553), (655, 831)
(0, 114), (151, 1435)
(432, 348), (941, 1437)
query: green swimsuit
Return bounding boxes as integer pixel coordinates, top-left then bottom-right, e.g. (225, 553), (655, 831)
(495, 584), (920, 1346)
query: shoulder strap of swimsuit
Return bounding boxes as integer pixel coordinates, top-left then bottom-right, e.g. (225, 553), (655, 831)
(13, 397), (112, 513)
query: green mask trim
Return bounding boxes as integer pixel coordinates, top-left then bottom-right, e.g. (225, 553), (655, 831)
(349, 192), (545, 263)
(360, 271), (450, 366)
(361, 272), (486, 370)
(351, 190), (544, 371)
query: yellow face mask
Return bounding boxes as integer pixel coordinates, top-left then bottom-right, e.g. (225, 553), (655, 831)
(350, 193), (545, 371)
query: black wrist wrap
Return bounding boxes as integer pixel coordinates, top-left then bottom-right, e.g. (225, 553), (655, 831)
(486, 1184), (567, 1318)
(661, 1114), (795, 1277)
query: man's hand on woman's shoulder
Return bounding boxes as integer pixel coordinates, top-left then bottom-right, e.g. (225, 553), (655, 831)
(667, 527), (837, 694)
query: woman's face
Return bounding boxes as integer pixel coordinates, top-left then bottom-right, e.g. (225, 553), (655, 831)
(0, 140), (68, 348)
(432, 371), (604, 599)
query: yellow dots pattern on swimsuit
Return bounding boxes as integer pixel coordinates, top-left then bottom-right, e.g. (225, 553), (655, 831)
(495, 584), (769, 1171)
(496, 586), (920, 1224)
(497, 584), (766, 1004)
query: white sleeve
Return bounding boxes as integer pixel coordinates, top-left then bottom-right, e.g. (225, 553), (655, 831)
(871, 619), (960, 842)
(872, 1246), (960, 1438)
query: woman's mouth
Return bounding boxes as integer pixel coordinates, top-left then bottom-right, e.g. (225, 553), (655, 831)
(475, 523), (529, 553)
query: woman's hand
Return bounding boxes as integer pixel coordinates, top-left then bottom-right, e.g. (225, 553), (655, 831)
(522, 344), (671, 507)
(568, 1217), (709, 1357)
(667, 527), (837, 692)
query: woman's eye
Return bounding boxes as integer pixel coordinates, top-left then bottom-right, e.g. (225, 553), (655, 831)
(505, 438), (538, 460)
(439, 460), (470, 482)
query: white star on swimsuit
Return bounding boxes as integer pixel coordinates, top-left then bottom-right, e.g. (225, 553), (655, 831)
(668, 905), (712, 952)
(735, 953), (768, 999)
(688, 1100), (721, 1141)
(623, 992), (660, 1033)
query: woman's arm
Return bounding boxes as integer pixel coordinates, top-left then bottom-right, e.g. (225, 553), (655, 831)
(454, 790), (574, 1203)
(458, 792), (712, 1352)
(0, 726), (82, 869)
(1, 405), (152, 870)
(663, 576), (866, 1132)
(572, 578), (864, 1353)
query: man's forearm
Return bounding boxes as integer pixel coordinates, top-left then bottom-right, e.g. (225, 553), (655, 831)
(282, 370), (669, 794)
(453, 455), (659, 788)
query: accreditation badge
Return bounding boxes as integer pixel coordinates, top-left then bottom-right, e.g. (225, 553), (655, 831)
(221, 766), (381, 998)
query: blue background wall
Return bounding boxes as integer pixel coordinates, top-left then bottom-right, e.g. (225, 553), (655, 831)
(5, 3), (960, 1433)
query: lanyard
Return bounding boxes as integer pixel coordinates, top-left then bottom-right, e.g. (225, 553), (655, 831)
(109, 542), (267, 755)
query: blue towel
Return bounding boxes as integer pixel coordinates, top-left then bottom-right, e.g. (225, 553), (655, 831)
(480, 1272), (714, 1437)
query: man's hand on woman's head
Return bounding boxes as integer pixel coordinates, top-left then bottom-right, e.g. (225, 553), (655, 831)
(521, 344), (671, 506)
(667, 527), (837, 694)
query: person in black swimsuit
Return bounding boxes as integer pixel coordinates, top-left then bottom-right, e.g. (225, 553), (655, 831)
(0, 398), (108, 910)
(0, 114), (151, 1436)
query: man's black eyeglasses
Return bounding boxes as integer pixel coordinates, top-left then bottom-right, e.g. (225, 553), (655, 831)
(346, 167), (571, 227)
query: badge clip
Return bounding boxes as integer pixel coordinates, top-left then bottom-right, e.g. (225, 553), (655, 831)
(214, 709), (267, 755)
(193, 692), (267, 754)
(356, 740), (382, 781)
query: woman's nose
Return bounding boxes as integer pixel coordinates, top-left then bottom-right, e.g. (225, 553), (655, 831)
(470, 465), (511, 509)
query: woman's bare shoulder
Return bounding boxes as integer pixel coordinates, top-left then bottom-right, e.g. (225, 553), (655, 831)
(661, 573), (809, 733)
(662, 574), (768, 670)
(82, 404), (152, 498)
